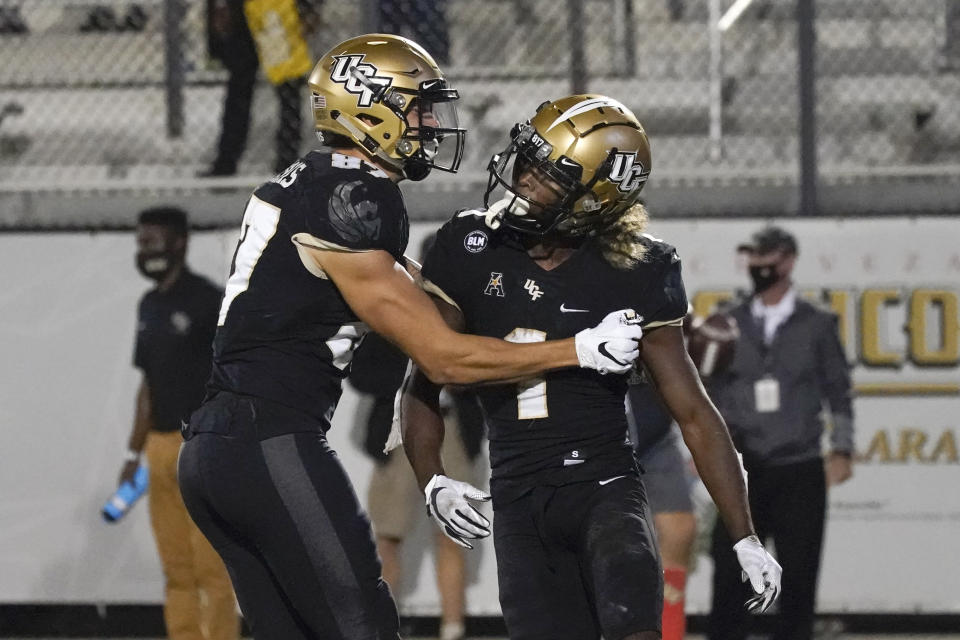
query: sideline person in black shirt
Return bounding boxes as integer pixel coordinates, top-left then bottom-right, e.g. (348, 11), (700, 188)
(117, 206), (238, 640)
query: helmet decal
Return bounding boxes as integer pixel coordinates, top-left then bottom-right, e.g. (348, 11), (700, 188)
(545, 96), (631, 132)
(609, 152), (649, 193)
(330, 54), (392, 108)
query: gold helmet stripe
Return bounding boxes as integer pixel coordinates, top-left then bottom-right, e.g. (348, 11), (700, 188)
(545, 96), (632, 132)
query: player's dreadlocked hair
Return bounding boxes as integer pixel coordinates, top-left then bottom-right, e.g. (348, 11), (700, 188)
(596, 202), (650, 270)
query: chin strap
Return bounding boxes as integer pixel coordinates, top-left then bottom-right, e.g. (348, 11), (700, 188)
(402, 158), (432, 181)
(331, 111), (405, 172)
(484, 196), (530, 230)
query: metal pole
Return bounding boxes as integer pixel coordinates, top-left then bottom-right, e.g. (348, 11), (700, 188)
(623, 0), (636, 77)
(567, 0), (588, 94)
(797, 0), (818, 215)
(164, 0), (185, 138)
(362, 0), (380, 34)
(708, 0), (723, 162)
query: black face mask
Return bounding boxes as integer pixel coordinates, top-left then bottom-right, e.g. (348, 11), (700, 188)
(136, 250), (177, 282)
(749, 264), (782, 293)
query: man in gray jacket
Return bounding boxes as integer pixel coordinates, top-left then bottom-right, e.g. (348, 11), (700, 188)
(708, 226), (854, 640)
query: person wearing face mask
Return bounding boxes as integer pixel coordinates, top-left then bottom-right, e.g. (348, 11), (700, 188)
(707, 226), (854, 640)
(119, 206), (239, 640)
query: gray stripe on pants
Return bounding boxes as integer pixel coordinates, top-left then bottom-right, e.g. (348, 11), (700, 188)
(261, 435), (375, 640)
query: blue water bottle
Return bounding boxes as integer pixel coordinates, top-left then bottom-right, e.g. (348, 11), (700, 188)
(102, 465), (149, 522)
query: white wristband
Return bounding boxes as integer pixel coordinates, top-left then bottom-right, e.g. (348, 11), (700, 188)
(124, 449), (141, 463)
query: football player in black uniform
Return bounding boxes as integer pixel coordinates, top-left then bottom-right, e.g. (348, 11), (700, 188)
(398, 95), (783, 640)
(177, 36), (645, 640)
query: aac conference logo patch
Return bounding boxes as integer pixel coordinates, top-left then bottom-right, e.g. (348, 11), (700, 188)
(464, 230), (488, 253)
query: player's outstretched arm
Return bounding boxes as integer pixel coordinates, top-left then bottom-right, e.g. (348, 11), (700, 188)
(309, 248), (641, 384)
(401, 293), (466, 491)
(641, 325), (782, 612)
(399, 295), (492, 549)
(640, 325), (752, 538)
(402, 366), (447, 490)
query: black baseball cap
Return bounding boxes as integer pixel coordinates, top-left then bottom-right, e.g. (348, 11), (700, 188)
(737, 226), (798, 255)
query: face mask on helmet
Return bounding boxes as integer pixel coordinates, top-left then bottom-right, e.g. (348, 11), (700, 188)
(395, 87), (465, 181)
(483, 122), (614, 236)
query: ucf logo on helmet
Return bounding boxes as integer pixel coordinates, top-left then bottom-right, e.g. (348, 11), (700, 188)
(609, 152), (649, 193)
(330, 54), (392, 108)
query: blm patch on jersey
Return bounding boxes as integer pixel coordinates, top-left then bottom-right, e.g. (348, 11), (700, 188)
(464, 230), (488, 253)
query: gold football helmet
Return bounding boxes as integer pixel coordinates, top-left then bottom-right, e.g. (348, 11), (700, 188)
(308, 33), (465, 181)
(485, 94), (652, 235)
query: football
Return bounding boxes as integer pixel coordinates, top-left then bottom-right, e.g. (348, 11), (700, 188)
(685, 311), (740, 378)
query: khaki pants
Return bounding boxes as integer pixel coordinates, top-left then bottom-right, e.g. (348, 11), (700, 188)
(145, 431), (239, 640)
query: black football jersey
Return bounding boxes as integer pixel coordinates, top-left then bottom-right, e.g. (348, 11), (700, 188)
(208, 150), (409, 429)
(420, 210), (688, 503)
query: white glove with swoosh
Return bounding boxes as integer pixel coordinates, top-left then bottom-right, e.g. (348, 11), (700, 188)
(425, 474), (492, 550)
(734, 534), (783, 613)
(574, 309), (644, 374)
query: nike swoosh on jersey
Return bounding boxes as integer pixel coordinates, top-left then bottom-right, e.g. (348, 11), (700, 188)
(597, 341), (628, 366)
(560, 303), (589, 313)
(598, 475), (627, 486)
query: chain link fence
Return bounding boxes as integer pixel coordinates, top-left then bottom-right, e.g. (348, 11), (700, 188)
(0, 0), (958, 223)
(816, 1), (960, 177)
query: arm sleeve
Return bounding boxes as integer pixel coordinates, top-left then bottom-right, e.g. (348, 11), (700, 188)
(816, 313), (855, 453)
(641, 247), (689, 330)
(419, 218), (463, 310)
(298, 175), (409, 261)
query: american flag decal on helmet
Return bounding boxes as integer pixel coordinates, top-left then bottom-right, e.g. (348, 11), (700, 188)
(312, 93), (327, 109)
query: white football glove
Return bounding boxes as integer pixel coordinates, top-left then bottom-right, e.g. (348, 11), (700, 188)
(733, 534), (782, 613)
(574, 309), (644, 374)
(424, 474), (492, 550)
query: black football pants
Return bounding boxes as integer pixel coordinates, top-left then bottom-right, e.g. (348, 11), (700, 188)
(178, 392), (400, 640)
(708, 457), (826, 640)
(494, 474), (662, 640)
